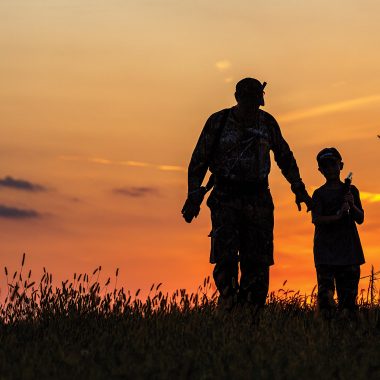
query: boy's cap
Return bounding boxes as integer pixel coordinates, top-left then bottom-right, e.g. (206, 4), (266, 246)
(317, 147), (342, 163)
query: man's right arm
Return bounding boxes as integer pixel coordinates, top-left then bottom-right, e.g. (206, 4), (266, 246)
(187, 114), (218, 196)
(182, 114), (218, 223)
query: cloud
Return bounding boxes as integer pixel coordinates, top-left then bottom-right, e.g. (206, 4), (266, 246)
(360, 191), (380, 203)
(112, 187), (159, 197)
(157, 165), (186, 172)
(279, 94), (380, 123)
(0, 204), (40, 219)
(59, 156), (186, 172)
(121, 161), (150, 168)
(67, 196), (82, 203)
(215, 60), (231, 72)
(90, 158), (113, 164)
(0, 176), (46, 192)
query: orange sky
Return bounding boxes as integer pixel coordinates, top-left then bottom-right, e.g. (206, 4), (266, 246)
(1, 1), (379, 297)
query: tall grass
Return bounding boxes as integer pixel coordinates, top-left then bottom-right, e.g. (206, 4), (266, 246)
(1, 255), (380, 379)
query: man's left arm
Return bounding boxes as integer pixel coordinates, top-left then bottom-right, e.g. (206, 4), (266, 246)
(269, 114), (313, 211)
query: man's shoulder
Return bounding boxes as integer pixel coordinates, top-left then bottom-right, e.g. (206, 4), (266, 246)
(259, 109), (278, 124)
(208, 108), (231, 122)
(200, 109), (228, 134)
(209, 108), (277, 121)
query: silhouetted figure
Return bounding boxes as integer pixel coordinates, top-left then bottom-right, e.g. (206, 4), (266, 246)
(182, 78), (312, 310)
(312, 148), (365, 318)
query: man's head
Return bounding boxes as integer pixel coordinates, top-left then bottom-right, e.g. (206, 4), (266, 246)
(235, 78), (266, 108)
(317, 147), (344, 181)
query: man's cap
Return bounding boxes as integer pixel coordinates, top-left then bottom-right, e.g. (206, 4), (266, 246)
(235, 78), (266, 95)
(316, 147), (342, 163)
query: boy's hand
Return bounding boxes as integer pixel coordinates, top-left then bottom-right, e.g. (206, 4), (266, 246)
(344, 192), (354, 207)
(340, 201), (350, 215)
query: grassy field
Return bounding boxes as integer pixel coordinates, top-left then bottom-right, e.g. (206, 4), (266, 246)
(1, 257), (380, 380)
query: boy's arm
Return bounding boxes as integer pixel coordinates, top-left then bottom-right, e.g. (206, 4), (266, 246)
(345, 186), (364, 224)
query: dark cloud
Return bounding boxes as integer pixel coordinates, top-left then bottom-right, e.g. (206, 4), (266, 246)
(0, 205), (40, 219)
(0, 176), (46, 192)
(112, 187), (159, 197)
(71, 197), (82, 203)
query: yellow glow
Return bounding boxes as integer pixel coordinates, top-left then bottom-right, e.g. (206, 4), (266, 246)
(360, 192), (380, 203)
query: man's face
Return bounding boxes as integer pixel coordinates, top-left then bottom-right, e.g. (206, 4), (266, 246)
(318, 159), (342, 180)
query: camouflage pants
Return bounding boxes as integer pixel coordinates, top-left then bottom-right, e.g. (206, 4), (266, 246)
(316, 265), (360, 311)
(207, 188), (274, 306)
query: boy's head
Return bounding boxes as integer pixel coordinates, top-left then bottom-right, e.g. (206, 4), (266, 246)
(317, 147), (344, 181)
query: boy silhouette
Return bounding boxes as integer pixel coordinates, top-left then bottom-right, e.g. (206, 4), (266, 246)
(312, 147), (364, 317)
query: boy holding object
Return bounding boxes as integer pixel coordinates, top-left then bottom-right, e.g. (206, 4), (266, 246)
(312, 147), (365, 316)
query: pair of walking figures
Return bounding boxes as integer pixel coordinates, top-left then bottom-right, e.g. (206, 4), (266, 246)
(182, 78), (365, 314)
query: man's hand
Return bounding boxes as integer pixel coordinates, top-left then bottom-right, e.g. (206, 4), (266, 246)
(181, 187), (206, 223)
(295, 188), (314, 212)
(181, 198), (201, 223)
(291, 182), (313, 212)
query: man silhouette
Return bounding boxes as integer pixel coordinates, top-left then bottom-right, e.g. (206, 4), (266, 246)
(183, 78), (313, 310)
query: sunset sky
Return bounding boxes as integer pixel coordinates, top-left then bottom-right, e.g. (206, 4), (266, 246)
(1, 0), (379, 297)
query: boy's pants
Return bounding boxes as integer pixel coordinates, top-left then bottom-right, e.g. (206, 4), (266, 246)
(316, 264), (360, 311)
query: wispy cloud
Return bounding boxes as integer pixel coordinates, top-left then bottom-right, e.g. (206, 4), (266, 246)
(279, 94), (380, 123)
(90, 158), (113, 165)
(122, 161), (150, 168)
(59, 156), (186, 172)
(157, 165), (185, 172)
(215, 60), (231, 72)
(112, 187), (159, 198)
(0, 205), (40, 219)
(0, 176), (46, 192)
